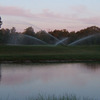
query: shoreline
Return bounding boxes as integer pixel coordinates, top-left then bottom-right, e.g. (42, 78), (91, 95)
(0, 59), (100, 63)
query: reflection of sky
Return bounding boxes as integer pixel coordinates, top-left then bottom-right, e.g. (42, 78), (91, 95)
(0, 63), (100, 99)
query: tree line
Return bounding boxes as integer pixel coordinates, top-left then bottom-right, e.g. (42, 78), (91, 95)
(0, 26), (100, 44)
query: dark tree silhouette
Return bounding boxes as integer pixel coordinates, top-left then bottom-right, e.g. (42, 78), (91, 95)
(48, 29), (69, 39)
(0, 16), (2, 28)
(22, 27), (35, 37)
(0, 25), (100, 45)
(11, 27), (16, 34)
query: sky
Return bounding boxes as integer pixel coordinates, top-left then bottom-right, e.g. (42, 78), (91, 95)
(0, 0), (100, 32)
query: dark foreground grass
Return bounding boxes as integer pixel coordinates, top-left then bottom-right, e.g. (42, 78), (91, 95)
(0, 45), (100, 62)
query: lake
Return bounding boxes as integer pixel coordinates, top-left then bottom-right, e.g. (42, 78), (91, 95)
(0, 63), (100, 100)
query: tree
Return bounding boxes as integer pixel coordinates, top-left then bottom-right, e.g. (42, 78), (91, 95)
(11, 27), (16, 34)
(0, 28), (11, 44)
(0, 30), (3, 44)
(76, 26), (100, 37)
(48, 29), (69, 39)
(23, 27), (35, 36)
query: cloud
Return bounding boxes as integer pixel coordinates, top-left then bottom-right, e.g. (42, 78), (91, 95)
(38, 9), (63, 19)
(0, 5), (88, 21)
(81, 16), (100, 25)
(71, 5), (88, 13)
(1, 5), (100, 32)
(0, 5), (36, 18)
(0, 5), (64, 19)
(70, 5), (100, 26)
(0, 5), (75, 20)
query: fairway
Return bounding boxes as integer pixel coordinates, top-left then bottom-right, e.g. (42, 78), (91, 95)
(0, 45), (100, 62)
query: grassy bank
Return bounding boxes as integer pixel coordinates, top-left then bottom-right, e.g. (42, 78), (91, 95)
(0, 45), (100, 62)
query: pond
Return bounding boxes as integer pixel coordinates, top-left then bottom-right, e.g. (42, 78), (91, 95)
(0, 63), (100, 100)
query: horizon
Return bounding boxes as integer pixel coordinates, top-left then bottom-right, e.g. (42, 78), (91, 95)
(0, 0), (100, 32)
(1, 24), (99, 33)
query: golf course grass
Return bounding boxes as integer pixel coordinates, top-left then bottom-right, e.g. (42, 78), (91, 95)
(0, 45), (100, 62)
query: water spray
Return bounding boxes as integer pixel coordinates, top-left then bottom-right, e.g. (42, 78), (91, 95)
(68, 34), (96, 46)
(55, 37), (68, 46)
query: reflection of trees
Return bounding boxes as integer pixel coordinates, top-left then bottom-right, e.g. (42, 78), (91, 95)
(83, 63), (100, 71)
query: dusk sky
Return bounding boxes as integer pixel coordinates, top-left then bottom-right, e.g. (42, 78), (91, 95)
(0, 0), (100, 32)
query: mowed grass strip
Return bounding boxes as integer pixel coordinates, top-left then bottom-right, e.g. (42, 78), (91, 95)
(0, 45), (100, 61)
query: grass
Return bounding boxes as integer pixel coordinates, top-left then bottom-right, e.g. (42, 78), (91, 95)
(0, 45), (100, 62)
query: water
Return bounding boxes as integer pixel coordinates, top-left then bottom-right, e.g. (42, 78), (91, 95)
(44, 31), (59, 42)
(0, 63), (100, 100)
(55, 37), (68, 46)
(24, 21), (59, 42)
(68, 34), (96, 46)
(7, 33), (47, 45)
(4, 18), (59, 45)
(23, 34), (47, 45)
(23, 21), (59, 44)
(36, 30), (59, 44)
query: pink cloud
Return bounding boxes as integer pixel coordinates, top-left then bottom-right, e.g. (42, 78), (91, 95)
(81, 16), (100, 25)
(1, 5), (100, 32)
(0, 5), (36, 18)
(0, 5), (64, 19)
(38, 9), (63, 19)
(0, 5), (89, 21)
(70, 5), (100, 26)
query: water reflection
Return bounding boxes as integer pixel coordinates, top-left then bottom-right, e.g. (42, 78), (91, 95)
(83, 63), (100, 71)
(0, 63), (100, 100)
